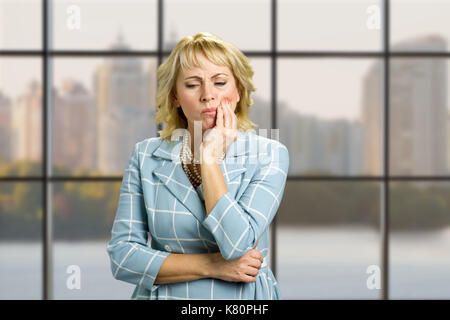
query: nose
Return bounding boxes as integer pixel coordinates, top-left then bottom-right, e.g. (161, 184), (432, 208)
(200, 82), (217, 105)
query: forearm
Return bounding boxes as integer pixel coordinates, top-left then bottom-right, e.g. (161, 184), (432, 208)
(154, 253), (215, 285)
(201, 155), (228, 216)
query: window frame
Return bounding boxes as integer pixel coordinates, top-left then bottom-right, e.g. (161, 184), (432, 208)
(0, 0), (449, 300)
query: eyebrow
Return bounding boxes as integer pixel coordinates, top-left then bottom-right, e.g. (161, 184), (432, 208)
(184, 73), (229, 80)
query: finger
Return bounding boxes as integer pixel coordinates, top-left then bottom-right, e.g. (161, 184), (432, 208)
(248, 257), (262, 269)
(250, 250), (263, 261)
(245, 266), (260, 277)
(222, 101), (230, 128)
(221, 104), (228, 129)
(225, 99), (234, 128)
(231, 103), (237, 129)
(242, 274), (257, 283)
(222, 100), (237, 141)
(249, 248), (263, 260)
(216, 104), (223, 128)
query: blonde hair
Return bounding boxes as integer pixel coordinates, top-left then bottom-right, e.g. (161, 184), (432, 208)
(154, 32), (258, 142)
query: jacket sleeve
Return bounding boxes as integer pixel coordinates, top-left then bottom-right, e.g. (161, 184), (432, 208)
(106, 142), (170, 291)
(201, 142), (289, 260)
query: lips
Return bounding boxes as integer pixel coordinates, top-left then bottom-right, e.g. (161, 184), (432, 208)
(201, 107), (217, 115)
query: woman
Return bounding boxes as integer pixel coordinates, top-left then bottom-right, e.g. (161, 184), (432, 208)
(107, 32), (289, 300)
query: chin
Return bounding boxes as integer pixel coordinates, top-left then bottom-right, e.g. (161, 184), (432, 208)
(200, 115), (214, 125)
(202, 121), (215, 131)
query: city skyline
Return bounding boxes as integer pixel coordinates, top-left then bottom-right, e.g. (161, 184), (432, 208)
(2, 30), (450, 119)
(0, 32), (449, 176)
(2, 0), (450, 121)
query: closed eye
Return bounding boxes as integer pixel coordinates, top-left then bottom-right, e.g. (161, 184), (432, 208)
(186, 82), (227, 88)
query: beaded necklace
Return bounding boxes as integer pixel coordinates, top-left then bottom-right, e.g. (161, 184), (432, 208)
(180, 130), (226, 189)
(181, 131), (202, 187)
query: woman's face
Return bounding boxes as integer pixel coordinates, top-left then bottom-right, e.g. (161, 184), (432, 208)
(173, 53), (240, 133)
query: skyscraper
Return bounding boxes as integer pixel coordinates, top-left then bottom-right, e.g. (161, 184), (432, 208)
(0, 90), (13, 162)
(362, 35), (448, 176)
(362, 60), (383, 176)
(94, 32), (156, 174)
(11, 80), (42, 162)
(53, 79), (94, 172)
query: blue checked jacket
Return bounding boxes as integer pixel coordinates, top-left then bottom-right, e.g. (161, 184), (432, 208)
(107, 129), (289, 300)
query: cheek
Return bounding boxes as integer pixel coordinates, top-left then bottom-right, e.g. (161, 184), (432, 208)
(223, 93), (239, 111)
(229, 88), (240, 104)
(179, 94), (197, 107)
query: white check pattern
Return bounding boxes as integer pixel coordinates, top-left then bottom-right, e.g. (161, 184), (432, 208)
(106, 130), (289, 300)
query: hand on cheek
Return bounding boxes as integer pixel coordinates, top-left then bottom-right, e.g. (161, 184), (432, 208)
(201, 98), (238, 163)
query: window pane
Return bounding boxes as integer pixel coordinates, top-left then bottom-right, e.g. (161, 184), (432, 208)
(279, 0), (382, 51)
(52, 181), (132, 299)
(0, 58), (42, 177)
(0, 0), (41, 49)
(390, 181), (450, 299)
(390, 59), (449, 176)
(164, 0), (270, 52)
(52, 57), (158, 176)
(248, 57), (271, 132)
(0, 182), (42, 299)
(392, 0), (450, 52)
(278, 58), (383, 176)
(276, 181), (381, 299)
(52, 0), (157, 50)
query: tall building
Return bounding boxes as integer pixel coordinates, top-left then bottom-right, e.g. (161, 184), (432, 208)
(324, 118), (363, 175)
(53, 79), (94, 172)
(348, 119), (365, 175)
(51, 85), (66, 170)
(11, 80), (42, 162)
(94, 32), (156, 174)
(0, 90), (13, 162)
(311, 117), (363, 175)
(278, 105), (363, 176)
(362, 60), (383, 175)
(362, 35), (448, 176)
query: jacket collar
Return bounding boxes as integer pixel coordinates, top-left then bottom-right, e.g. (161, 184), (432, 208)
(151, 129), (250, 223)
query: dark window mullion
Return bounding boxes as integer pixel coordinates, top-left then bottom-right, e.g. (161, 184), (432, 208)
(382, 0), (390, 300)
(271, 0), (278, 280)
(42, 0), (52, 300)
(156, 0), (164, 135)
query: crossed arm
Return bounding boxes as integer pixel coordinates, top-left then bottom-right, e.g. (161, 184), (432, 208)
(154, 244), (262, 284)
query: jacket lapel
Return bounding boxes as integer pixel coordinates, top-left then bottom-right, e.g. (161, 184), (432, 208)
(152, 130), (249, 223)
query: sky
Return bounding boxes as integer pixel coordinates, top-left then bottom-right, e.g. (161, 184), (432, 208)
(1, 0), (449, 121)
